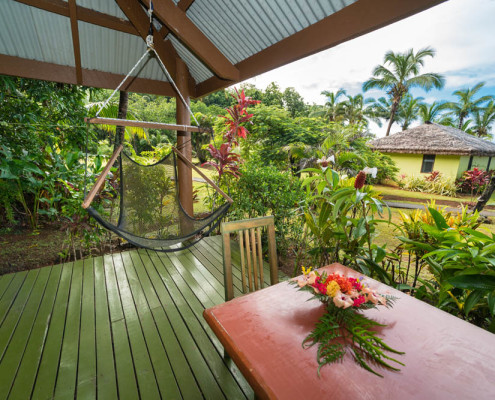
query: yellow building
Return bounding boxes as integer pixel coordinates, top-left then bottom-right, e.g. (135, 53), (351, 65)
(369, 122), (495, 179)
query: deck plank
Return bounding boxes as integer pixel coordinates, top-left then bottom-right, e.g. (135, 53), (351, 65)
(128, 251), (203, 399)
(76, 258), (97, 398)
(53, 260), (84, 399)
(103, 254), (140, 400)
(187, 245), (244, 298)
(0, 269), (40, 360)
(167, 250), (225, 306)
(120, 251), (182, 399)
(93, 255), (118, 400)
(8, 264), (63, 399)
(145, 250), (249, 399)
(31, 262), (73, 400)
(112, 253), (162, 400)
(0, 236), (284, 400)
(0, 272), (28, 324)
(149, 250), (251, 399)
(142, 249), (227, 399)
(0, 266), (52, 400)
(0, 274), (15, 302)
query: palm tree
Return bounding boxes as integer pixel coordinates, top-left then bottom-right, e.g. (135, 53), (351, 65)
(340, 93), (380, 126)
(445, 82), (493, 129)
(418, 101), (448, 123)
(319, 89), (346, 122)
(369, 96), (394, 128)
(363, 47), (445, 136)
(472, 100), (495, 137)
(396, 94), (423, 130)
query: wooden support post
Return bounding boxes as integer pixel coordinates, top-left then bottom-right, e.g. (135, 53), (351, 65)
(176, 58), (194, 217)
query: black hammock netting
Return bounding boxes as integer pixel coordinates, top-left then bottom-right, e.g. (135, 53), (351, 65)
(86, 148), (230, 252)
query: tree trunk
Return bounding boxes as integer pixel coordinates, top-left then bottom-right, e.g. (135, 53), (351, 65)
(474, 174), (495, 213)
(116, 91), (128, 145)
(458, 115), (464, 130)
(386, 101), (399, 136)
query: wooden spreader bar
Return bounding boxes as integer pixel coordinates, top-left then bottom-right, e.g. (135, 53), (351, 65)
(82, 144), (123, 209)
(85, 117), (209, 133)
(172, 146), (233, 204)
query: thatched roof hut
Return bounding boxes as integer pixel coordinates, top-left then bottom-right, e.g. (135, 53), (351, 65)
(369, 122), (495, 156)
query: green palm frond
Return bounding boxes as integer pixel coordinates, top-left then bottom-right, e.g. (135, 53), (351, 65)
(86, 102), (147, 140)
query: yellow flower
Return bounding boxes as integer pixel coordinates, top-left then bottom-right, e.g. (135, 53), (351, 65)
(326, 281), (340, 297)
(301, 266), (313, 275)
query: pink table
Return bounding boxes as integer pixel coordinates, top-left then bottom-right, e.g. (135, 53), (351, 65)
(204, 264), (495, 399)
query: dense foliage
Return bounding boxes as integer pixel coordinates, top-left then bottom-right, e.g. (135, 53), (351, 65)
(227, 161), (304, 253)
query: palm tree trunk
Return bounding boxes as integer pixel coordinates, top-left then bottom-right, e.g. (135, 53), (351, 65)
(474, 174), (495, 213)
(386, 101), (399, 136)
(116, 91), (128, 145)
(457, 115), (464, 130)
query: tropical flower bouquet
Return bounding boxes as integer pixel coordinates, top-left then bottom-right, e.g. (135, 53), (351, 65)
(293, 267), (405, 377)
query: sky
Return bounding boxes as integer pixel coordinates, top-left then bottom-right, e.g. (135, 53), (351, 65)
(241, 0), (495, 137)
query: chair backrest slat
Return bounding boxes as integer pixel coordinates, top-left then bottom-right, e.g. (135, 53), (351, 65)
(256, 227), (264, 289)
(221, 216), (278, 301)
(250, 228), (259, 291)
(244, 229), (253, 292)
(238, 230), (247, 293)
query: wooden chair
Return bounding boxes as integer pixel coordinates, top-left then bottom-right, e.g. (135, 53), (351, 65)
(221, 216), (278, 301)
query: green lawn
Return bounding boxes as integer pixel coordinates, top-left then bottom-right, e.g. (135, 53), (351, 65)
(374, 185), (495, 206)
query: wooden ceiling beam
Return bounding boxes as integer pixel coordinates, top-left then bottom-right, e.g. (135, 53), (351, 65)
(144, 0), (239, 81)
(195, 0), (446, 97)
(68, 0), (82, 84)
(15, 0), (138, 35)
(116, 0), (179, 81)
(158, 0), (196, 39)
(0, 54), (176, 97)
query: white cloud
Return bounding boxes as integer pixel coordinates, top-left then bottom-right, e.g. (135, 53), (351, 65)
(242, 0), (495, 110)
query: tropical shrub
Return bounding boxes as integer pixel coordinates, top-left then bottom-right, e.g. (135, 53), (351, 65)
(403, 172), (457, 196)
(387, 203), (480, 292)
(300, 165), (392, 283)
(227, 161), (304, 253)
(456, 168), (490, 197)
(397, 206), (494, 331)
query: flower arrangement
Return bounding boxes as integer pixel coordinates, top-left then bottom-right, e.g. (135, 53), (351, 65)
(293, 267), (405, 377)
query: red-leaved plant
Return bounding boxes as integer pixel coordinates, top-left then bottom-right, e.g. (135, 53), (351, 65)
(202, 89), (260, 184)
(456, 168), (490, 196)
(202, 143), (241, 181)
(221, 88), (260, 146)
(425, 171), (441, 182)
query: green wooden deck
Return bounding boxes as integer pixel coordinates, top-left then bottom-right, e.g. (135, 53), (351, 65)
(0, 236), (285, 399)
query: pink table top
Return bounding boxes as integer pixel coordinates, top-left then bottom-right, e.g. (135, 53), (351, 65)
(203, 264), (495, 400)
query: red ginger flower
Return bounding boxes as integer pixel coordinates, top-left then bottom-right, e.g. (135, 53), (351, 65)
(354, 171), (366, 189)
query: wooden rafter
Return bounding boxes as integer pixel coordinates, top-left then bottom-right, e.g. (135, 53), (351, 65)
(116, 0), (179, 81)
(0, 54), (176, 96)
(158, 0), (196, 39)
(143, 0), (239, 82)
(195, 0), (446, 97)
(68, 0), (82, 84)
(15, 0), (138, 35)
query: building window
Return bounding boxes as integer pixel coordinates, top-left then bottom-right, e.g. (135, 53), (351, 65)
(421, 154), (436, 173)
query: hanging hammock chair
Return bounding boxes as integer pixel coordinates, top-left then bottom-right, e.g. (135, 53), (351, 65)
(81, 2), (232, 251)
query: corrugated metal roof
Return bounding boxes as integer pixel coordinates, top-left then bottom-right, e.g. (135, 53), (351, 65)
(0, 1), (74, 66)
(79, 22), (168, 82)
(186, 0), (357, 64)
(0, 0), (440, 96)
(75, 0), (129, 20)
(168, 35), (213, 83)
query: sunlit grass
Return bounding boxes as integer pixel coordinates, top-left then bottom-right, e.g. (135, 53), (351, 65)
(374, 184), (495, 206)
